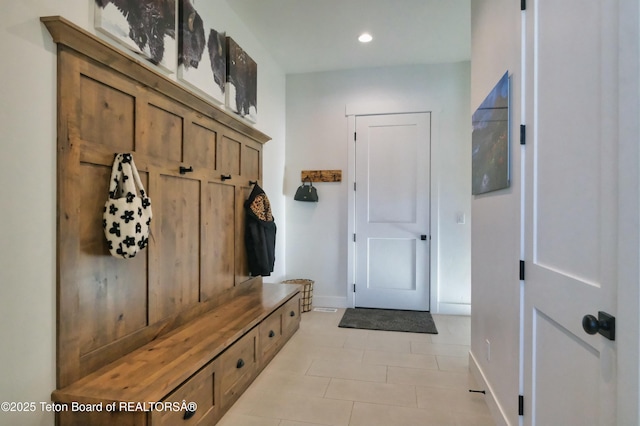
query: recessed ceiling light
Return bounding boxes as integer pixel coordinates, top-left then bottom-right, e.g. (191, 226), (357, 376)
(358, 33), (373, 43)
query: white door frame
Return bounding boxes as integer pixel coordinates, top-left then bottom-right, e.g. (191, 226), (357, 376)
(345, 103), (442, 312)
(614, 0), (640, 422)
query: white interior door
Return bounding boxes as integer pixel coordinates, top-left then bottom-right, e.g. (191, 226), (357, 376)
(354, 113), (430, 311)
(523, 1), (620, 423)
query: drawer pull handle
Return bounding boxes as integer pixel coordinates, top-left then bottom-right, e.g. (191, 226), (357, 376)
(290, 311), (296, 317)
(236, 358), (245, 369)
(183, 408), (196, 420)
(269, 330), (275, 338)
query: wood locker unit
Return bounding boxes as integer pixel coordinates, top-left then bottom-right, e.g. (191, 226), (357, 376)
(42, 16), (300, 426)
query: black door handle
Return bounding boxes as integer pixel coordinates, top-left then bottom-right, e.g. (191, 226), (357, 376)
(582, 311), (615, 341)
(421, 235), (428, 241)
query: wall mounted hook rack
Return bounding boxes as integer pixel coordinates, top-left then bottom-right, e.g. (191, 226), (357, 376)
(301, 170), (342, 183)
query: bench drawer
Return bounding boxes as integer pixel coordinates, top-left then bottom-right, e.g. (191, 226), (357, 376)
(259, 309), (282, 360)
(282, 294), (301, 337)
(152, 359), (220, 426)
(219, 328), (258, 410)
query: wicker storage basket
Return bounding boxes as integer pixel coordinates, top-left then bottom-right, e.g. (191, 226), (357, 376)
(282, 279), (314, 312)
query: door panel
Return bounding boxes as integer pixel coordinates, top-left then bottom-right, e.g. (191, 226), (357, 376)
(368, 238), (416, 290)
(354, 113), (430, 310)
(532, 310), (602, 425)
(524, 0), (618, 423)
(367, 128), (418, 224)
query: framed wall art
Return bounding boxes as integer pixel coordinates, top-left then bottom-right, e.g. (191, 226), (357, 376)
(94, 0), (177, 73)
(177, 0), (227, 104)
(226, 37), (257, 123)
(472, 71), (510, 195)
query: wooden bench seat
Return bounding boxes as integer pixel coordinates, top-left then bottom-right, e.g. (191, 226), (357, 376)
(52, 282), (301, 425)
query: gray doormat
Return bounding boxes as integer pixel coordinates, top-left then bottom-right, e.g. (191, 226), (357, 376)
(338, 308), (438, 334)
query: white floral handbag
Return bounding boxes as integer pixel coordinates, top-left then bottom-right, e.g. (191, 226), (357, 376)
(103, 153), (152, 259)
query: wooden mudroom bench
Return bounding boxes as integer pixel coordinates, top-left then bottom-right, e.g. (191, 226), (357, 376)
(52, 282), (301, 426)
(42, 16), (297, 426)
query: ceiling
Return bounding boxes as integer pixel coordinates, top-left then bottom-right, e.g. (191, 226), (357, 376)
(225, 0), (471, 74)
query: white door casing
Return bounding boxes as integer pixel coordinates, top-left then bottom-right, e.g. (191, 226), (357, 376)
(523, 0), (624, 424)
(353, 113), (431, 311)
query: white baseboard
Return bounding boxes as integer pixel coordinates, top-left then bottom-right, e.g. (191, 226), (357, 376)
(311, 296), (348, 309)
(469, 351), (511, 426)
(437, 302), (471, 315)
(309, 297), (470, 314)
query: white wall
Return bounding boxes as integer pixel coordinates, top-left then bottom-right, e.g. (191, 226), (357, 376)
(0, 2), (285, 425)
(469, 1), (522, 425)
(285, 63), (471, 313)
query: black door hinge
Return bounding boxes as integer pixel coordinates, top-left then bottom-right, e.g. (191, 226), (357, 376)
(354, 182), (357, 191)
(521, 0), (526, 11)
(519, 395), (524, 416)
(520, 260), (525, 280)
(353, 284), (356, 293)
(354, 132), (357, 141)
(353, 234), (356, 242)
(520, 125), (526, 145)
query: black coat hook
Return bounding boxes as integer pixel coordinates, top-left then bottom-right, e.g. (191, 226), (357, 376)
(249, 180), (258, 186)
(179, 166), (193, 174)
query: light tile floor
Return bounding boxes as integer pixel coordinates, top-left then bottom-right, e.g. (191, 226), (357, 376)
(218, 309), (495, 426)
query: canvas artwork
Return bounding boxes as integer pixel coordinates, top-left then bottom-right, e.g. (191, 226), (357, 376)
(472, 71), (510, 195)
(226, 37), (258, 123)
(177, 0), (227, 104)
(94, 0), (177, 73)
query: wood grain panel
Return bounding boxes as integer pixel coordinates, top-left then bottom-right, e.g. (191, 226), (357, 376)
(202, 182), (235, 301)
(235, 187), (252, 284)
(151, 175), (200, 322)
(186, 118), (219, 170)
(56, 48), (84, 388)
(141, 103), (184, 162)
(219, 135), (241, 176)
(243, 143), (261, 183)
(79, 75), (134, 152)
(77, 162), (148, 356)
